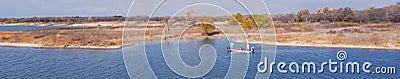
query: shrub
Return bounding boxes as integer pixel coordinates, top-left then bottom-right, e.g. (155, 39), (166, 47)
(274, 22), (282, 27)
(303, 28), (314, 32)
(3, 18), (19, 24)
(335, 22), (360, 27)
(195, 23), (216, 35)
(295, 22), (305, 27)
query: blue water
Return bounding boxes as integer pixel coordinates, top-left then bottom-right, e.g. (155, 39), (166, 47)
(127, 38), (400, 78)
(0, 38), (399, 78)
(0, 47), (129, 78)
(271, 46), (400, 78)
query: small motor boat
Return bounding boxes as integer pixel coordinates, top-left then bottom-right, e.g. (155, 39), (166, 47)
(227, 47), (254, 53)
(227, 43), (255, 53)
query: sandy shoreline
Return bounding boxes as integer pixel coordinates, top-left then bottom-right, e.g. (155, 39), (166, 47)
(0, 42), (122, 49)
(1, 39), (399, 50)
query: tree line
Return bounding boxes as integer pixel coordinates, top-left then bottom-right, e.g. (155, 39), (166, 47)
(228, 13), (271, 29)
(1, 16), (126, 24)
(273, 3), (400, 23)
(4, 3), (399, 26)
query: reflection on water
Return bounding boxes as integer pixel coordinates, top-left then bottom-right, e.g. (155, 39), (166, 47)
(200, 38), (215, 44)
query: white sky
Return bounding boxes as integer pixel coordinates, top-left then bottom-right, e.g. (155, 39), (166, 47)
(0, 0), (398, 18)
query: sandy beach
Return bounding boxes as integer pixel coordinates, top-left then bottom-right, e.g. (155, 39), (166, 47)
(0, 42), (122, 49)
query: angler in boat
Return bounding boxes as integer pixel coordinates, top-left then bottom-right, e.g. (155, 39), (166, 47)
(227, 43), (255, 53)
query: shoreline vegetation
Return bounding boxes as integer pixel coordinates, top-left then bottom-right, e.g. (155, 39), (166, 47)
(0, 26), (125, 49)
(0, 23), (400, 50)
(0, 22), (399, 50)
(0, 3), (399, 50)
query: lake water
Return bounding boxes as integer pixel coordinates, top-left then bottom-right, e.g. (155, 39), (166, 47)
(124, 38), (400, 78)
(0, 38), (398, 78)
(0, 47), (129, 78)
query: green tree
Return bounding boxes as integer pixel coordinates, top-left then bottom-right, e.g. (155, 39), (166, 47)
(295, 9), (310, 22)
(196, 16), (215, 35)
(232, 13), (243, 22)
(252, 14), (271, 28)
(168, 19), (177, 24)
(229, 13), (244, 26)
(4, 18), (19, 24)
(241, 17), (255, 29)
(228, 13), (272, 28)
(228, 16), (239, 26)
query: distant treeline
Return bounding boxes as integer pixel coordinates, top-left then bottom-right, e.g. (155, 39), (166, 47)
(2, 2), (399, 25)
(0, 15), (231, 24)
(273, 3), (400, 23)
(0, 16), (126, 24)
